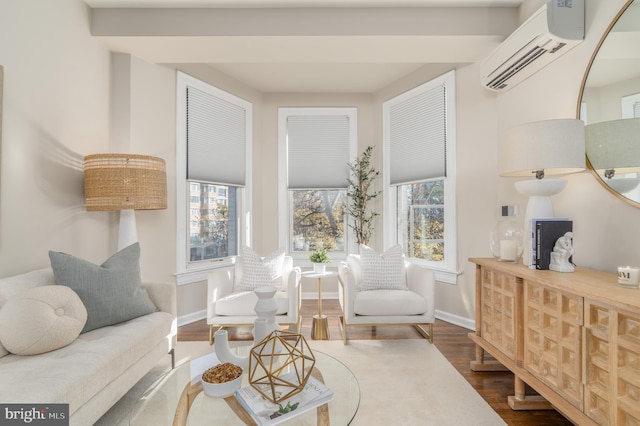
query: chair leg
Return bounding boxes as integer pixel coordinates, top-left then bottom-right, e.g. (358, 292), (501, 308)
(209, 325), (226, 345)
(338, 315), (347, 345)
(414, 323), (434, 343)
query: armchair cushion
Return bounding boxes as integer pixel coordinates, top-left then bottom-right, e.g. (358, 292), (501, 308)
(354, 289), (427, 316)
(215, 290), (289, 316)
(359, 245), (407, 291)
(235, 247), (286, 292)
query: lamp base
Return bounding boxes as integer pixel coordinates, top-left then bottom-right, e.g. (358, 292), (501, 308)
(515, 179), (567, 267)
(118, 209), (138, 251)
(605, 178), (640, 194)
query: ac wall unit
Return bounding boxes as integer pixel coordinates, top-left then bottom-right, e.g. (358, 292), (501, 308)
(480, 0), (584, 92)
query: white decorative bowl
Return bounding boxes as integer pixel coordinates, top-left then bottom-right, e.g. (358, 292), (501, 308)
(201, 369), (243, 398)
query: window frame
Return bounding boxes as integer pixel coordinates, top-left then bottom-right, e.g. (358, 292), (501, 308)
(277, 107), (358, 266)
(175, 72), (252, 285)
(382, 70), (458, 284)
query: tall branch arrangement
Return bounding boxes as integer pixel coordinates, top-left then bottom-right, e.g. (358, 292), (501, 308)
(345, 146), (381, 246)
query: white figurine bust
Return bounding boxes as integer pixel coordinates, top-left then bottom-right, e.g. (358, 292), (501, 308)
(549, 231), (575, 273)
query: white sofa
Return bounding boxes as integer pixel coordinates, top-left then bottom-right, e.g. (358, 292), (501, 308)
(0, 268), (177, 426)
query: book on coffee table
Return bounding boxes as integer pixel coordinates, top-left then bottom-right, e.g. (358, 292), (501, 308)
(235, 372), (333, 426)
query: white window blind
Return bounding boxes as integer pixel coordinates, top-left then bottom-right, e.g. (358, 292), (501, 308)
(286, 114), (351, 189)
(389, 84), (446, 186)
(186, 86), (246, 186)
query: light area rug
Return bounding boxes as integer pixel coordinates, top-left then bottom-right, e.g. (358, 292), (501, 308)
(97, 339), (505, 426)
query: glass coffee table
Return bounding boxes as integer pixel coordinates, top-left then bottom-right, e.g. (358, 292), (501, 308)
(129, 349), (359, 425)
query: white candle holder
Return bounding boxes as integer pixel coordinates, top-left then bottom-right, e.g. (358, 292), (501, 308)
(490, 219), (524, 263)
(618, 266), (640, 288)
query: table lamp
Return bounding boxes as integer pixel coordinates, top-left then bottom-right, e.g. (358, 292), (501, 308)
(84, 153), (167, 250)
(585, 118), (640, 194)
(499, 119), (585, 266)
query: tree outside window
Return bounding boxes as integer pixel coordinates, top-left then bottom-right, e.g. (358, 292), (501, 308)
(398, 180), (445, 261)
(291, 189), (346, 253)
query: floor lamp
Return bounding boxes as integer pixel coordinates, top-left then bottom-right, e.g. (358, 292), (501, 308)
(499, 119), (585, 266)
(84, 154), (167, 251)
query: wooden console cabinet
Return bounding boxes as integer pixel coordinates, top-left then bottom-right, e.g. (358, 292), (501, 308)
(469, 258), (640, 425)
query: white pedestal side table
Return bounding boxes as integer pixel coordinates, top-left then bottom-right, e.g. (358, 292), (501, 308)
(302, 270), (337, 340)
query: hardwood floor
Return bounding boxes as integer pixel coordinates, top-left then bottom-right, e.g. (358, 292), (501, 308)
(178, 299), (573, 426)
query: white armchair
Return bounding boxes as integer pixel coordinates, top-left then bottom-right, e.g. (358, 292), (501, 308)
(207, 256), (302, 344)
(338, 254), (435, 344)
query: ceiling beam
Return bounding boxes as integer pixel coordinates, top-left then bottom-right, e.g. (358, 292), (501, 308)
(90, 7), (518, 37)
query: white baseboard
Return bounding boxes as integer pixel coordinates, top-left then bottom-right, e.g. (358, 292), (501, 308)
(301, 292), (339, 300)
(177, 304), (477, 331)
(435, 309), (475, 331)
(178, 309), (206, 327)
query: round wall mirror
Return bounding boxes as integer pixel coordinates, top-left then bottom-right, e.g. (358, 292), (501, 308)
(578, 0), (640, 207)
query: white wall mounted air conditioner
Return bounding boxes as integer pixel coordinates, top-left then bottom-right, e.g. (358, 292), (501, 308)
(480, 0), (584, 92)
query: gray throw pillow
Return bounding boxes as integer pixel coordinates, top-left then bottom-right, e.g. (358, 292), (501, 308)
(49, 243), (158, 333)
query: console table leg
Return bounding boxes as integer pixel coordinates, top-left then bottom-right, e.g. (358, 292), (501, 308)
(515, 376), (526, 400)
(507, 376), (553, 410)
(469, 337), (509, 372)
(476, 344), (484, 363)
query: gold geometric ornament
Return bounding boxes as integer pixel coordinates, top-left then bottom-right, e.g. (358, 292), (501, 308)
(248, 330), (316, 404)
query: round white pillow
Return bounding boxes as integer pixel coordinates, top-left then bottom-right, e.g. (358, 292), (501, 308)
(0, 285), (87, 355)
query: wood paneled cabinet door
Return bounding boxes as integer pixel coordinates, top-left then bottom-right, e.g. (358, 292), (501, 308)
(523, 280), (583, 409)
(584, 301), (640, 425)
(479, 267), (518, 360)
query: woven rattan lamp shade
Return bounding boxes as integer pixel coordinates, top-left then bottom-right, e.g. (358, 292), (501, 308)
(84, 154), (167, 211)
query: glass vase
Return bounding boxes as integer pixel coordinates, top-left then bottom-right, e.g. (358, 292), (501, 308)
(490, 219), (524, 263)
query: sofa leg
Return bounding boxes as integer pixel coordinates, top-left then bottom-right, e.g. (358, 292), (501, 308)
(169, 348), (175, 369)
(414, 324), (434, 343)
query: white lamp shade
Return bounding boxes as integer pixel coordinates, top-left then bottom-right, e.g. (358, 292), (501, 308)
(499, 119), (586, 177)
(586, 118), (640, 175)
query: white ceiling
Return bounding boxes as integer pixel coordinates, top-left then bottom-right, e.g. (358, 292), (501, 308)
(85, 0), (524, 8)
(84, 0), (526, 92)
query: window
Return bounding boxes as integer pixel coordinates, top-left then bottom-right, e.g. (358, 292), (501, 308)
(622, 92), (640, 119)
(290, 189), (347, 253)
(278, 108), (357, 262)
(398, 181), (445, 260)
(188, 182), (238, 261)
(176, 72), (252, 284)
(383, 70), (457, 283)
